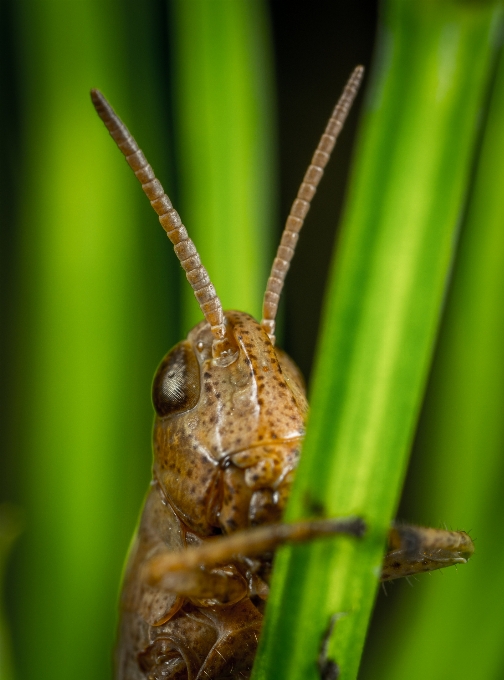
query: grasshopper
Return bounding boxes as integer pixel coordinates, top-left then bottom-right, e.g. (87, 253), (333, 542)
(91, 67), (473, 680)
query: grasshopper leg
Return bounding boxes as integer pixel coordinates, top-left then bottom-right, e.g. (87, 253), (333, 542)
(142, 517), (365, 601)
(381, 524), (474, 581)
(142, 519), (473, 601)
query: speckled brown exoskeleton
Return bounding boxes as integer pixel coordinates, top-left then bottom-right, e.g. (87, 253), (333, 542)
(91, 67), (474, 680)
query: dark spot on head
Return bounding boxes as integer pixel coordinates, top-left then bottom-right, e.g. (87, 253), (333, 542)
(204, 371), (211, 379)
(205, 384), (212, 393)
(215, 392), (221, 399)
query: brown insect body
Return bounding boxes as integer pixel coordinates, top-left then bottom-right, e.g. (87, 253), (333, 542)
(91, 67), (474, 680)
(118, 311), (308, 679)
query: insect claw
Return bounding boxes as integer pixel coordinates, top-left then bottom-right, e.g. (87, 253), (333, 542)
(350, 517), (367, 538)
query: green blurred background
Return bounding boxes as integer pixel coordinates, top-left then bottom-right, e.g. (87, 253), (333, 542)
(1, 1), (504, 679)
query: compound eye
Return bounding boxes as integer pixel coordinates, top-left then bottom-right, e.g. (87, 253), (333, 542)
(152, 341), (200, 417)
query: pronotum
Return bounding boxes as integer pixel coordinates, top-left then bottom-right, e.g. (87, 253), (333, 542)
(91, 67), (474, 680)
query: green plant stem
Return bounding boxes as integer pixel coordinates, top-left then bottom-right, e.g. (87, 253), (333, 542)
(367, 29), (504, 680)
(252, 2), (502, 679)
(12, 2), (168, 679)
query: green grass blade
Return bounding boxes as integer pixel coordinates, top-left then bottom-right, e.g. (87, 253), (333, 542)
(363, 30), (504, 680)
(11, 3), (171, 679)
(252, 2), (501, 679)
(170, 0), (276, 329)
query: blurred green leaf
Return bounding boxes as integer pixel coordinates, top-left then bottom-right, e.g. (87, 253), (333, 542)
(11, 2), (172, 679)
(171, 0), (276, 330)
(253, 2), (502, 679)
(362, 22), (504, 680)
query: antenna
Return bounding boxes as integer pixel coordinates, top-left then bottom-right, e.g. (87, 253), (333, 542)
(261, 65), (364, 344)
(90, 90), (237, 363)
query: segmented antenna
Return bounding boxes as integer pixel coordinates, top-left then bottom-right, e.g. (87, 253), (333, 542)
(261, 65), (364, 344)
(90, 90), (236, 363)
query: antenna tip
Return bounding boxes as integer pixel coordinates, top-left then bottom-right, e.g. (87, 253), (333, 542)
(352, 65), (365, 82)
(90, 89), (113, 121)
(90, 89), (110, 113)
(90, 87), (106, 103)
